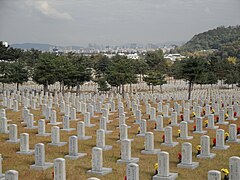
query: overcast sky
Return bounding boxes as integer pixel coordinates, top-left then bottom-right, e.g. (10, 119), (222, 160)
(0, 0), (239, 46)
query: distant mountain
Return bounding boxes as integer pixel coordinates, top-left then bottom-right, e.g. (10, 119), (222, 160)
(11, 43), (52, 51)
(10, 43), (83, 51)
(178, 25), (240, 52)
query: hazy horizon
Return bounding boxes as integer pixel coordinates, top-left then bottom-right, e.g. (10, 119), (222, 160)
(0, 0), (239, 46)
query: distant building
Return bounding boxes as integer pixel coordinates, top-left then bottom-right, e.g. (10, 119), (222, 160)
(2, 41), (8, 47)
(164, 53), (186, 62)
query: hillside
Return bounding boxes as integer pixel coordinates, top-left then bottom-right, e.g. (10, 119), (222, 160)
(178, 26), (240, 54)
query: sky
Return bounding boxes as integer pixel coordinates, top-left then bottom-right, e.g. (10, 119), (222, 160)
(0, 0), (239, 46)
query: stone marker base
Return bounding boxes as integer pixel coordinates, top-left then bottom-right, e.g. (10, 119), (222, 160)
(170, 124), (179, 127)
(87, 167), (112, 176)
(193, 130), (207, 134)
(65, 153), (87, 160)
(70, 118), (81, 121)
(24, 126), (38, 130)
(206, 126), (219, 130)
(186, 120), (194, 124)
(85, 124), (96, 127)
(117, 157), (139, 164)
(0, 174), (5, 180)
(116, 125), (131, 129)
(16, 150), (34, 155)
(177, 162), (199, 169)
(161, 142), (179, 147)
(30, 162), (53, 170)
(117, 139), (134, 143)
(141, 149), (161, 154)
(105, 130), (113, 134)
(61, 128), (76, 132)
(48, 122), (62, 125)
(177, 136), (193, 140)
(98, 145), (112, 151)
(197, 153), (216, 159)
(154, 128), (165, 132)
(136, 133), (145, 137)
(216, 122), (229, 125)
(226, 139), (240, 143)
(48, 142), (67, 147)
(78, 136), (92, 140)
(6, 139), (20, 143)
(213, 145), (230, 150)
(153, 173), (178, 180)
(36, 133), (51, 137)
(226, 117), (237, 121)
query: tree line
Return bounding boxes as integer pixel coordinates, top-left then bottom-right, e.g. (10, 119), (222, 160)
(0, 41), (240, 99)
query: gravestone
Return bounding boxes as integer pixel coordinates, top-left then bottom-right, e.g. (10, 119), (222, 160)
(161, 126), (179, 147)
(206, 114), (218, 129)
(25, 113), (37, 129)
(197, 135), (216, 159)
(126, 163), (139, 180)
(178, 121), (193, 140)
(61, 115), (75, 131)
(48, 110), (62, 125)
(149, 107), (156, 121)
(134, 110), (141, 124)
(5, 170), (18, 180)
(0, 117), (9, 134)
(118, 124), (133, 142)
(54, 158), (66, 180)
(77, 121), (92, 140)
(213, 129), (229, 150)
(49, 126), (67, 147)
(141, 132), (161, 154)
(227, 124), (240, 143)
(30, 143), (53, 170)
(208, 170), (221, 180)
(0, 154), (4, 179)
(177, 142), (199, 169)
(183, 109), (194, 123)
(217, 110), (228, 125)
(226, 107), (237, 121)
(154, 115), (165, 132)
(136, 119), (146, 137)
(87, 147), (112, 175)
(6, 124), (20, 143)
(153, 151), (178, 180)
(36, 119), (51, 137)
(170, 112), (179, 126)
(16, 133), (34, 155)
(163, 105), (170, 118)
(96, 129), (112, 151)
(229, 156), (240, 180)
(65, 136), (87, 160)
(99, 116), (112, 134)
(193, 117), (207, 134)
(117, 139), (139, 163)
(84, 112), (95, 127)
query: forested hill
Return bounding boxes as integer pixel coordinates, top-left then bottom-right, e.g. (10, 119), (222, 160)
(178, 26), (240, 54)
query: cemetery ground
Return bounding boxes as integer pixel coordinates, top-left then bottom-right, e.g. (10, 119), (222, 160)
(1, 98), (240, 180)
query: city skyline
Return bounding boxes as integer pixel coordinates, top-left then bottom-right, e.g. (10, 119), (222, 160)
(0, 0), (240, 46)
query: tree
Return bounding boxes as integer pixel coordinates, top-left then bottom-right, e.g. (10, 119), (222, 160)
(106, 55), (137, 97)
(8, 61), (29, 90)
(32, 53), (57, 93)
(175, 56), (205, 99)
(143, 71), (167, 93)
(144, 49), (167, 72)
(97, 77), (110, 93)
